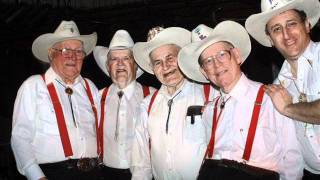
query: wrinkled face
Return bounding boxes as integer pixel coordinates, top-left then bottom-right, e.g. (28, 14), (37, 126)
(266, 10), (310, 61)
(49, 39), (85, 83)
(107, 49), (137, 89)
(150, 44), (184, 88)
(199, 42), (242, 93)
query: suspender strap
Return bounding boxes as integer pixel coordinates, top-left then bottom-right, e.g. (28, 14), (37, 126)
(203, 84), (211, 103)
(147, 90), (158, 115)
(206, 97), (220, 158)
(146, 90), (159, 160)
(83, 79), (100, 155)
(205, 85), (265, 161)
(41, 75), (73, 157)
(99, 87), (109, 158)
(242, 85), (265, 161)
(143, 86), (150, 98)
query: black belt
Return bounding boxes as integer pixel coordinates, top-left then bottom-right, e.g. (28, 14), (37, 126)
(201, 159), (279, 180)
(101, 165), (131, 174)
(40, 158), (100, 172)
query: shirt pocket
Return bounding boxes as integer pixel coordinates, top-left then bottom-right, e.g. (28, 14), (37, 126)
(36, 99), (60, 136)
(184, 115), (206, 144)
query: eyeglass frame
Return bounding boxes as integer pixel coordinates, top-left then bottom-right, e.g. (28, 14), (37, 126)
(199, 49), (232, 69)
(52, 47), (86, 59)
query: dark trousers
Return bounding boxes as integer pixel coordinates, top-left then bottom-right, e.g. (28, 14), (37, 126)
(198, 159), (279, 180)
(39, 159), (101, 180)
(303, 169), (320, 180)
(100, 165), (131, 180)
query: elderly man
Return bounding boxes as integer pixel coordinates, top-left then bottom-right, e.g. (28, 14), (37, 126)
(93, 30), (155, 180)
(178, 21), (303, 180)
(11, 21), (100, 180)
(246, 0), (320, 178)
(130, 26), (213, 180)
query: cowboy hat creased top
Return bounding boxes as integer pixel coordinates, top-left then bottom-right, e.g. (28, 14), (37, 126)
(178, 20), (251, 83)
(133, 27), (191, 74)
(245, 0), (320, 47)
(32, 20), (97, 63)
(93, 30), (143, 78)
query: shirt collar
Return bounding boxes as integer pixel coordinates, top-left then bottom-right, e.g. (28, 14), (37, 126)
(44, 67), (83, 87)
(223, 73), (250, 102)
(110, 80), (137, 99)
(158, 78), (189, 98)
(278, 41), (315, 82)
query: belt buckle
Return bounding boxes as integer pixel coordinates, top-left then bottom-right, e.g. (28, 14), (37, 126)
(77, 158), (96, 172)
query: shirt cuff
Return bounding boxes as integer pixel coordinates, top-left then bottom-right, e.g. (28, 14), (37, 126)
(25, 163), (45, 180)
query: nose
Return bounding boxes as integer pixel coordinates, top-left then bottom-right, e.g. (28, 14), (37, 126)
(116, 58), (124, 65)
(161, 60), (171, 71)
(282, 27), (291, 39)
(212, 58), (223, 68)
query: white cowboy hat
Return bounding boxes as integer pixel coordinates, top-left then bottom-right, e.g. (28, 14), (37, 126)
(32, 20), (97, 63)
(93, 30), (143, 78)
(178, 21), (251, 83)
(133, 27), (191, 74)
(245, 0), (320, 47)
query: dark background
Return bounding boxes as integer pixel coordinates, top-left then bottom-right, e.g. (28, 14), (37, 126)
(0, 0), (319, 179)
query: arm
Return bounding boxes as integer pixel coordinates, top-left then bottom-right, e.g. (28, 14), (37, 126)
(130, 100), (153, 180)
(265, 84), (320, 124)
(11, 78), (46, 180)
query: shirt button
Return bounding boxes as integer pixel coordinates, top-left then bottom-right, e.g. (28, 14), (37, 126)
(240, 129), (243, 132)
(310, 135), (313, 138)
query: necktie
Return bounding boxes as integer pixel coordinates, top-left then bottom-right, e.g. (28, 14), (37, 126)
(114, 91), (123, 141)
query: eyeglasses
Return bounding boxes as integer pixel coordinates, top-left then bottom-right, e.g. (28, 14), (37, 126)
(52, 48), (86, 59)
(200, 49), (231, 69)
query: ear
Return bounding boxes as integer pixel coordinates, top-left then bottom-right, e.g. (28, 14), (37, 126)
(267, 35), (274, 46)
(231, 48), (242, 65)
(304, 19), (311, 33)
(106, 61), (111, 74)
(48, 48), (54, 61)
(199, 66), (208, 79)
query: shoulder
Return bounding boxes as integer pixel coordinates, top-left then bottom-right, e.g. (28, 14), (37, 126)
(18, 75), (44, 91)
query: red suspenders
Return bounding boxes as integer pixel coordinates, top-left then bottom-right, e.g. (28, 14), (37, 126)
(203, 84), (211, 103)
(99, 87), (109, 158)
(206, 85), (265, 161)
(242, 85), (265, 161)
(42, 75), (99, 157)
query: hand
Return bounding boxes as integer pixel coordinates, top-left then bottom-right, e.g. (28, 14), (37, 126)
(265, 84), (293, 116)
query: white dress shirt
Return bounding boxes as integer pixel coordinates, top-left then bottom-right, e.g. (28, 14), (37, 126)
(11, 67), (100, 180)
(275, 41), (320, 174)
(131, 80), (209, 180)
(100, 81), (155, 169)
(203, 74), (303, 180)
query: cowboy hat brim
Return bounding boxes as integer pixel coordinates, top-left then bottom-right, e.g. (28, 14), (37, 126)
(245, 0), (320, 47)
(133, 27), (191, 74)
(32, 32), (97, 63)
(93, 46), (143, 78)
(178, 21), (251, 83)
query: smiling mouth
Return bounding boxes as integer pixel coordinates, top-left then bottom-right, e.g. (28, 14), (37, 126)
(215, 70), (227, 77)
(65, 63), (76, 67)
(116, 69), (127, 74)
(163, 69), (176, 78)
